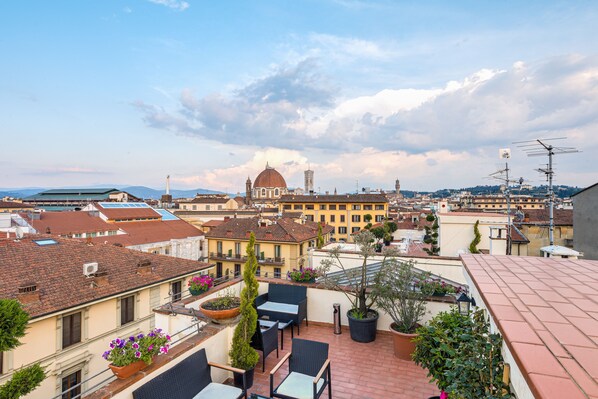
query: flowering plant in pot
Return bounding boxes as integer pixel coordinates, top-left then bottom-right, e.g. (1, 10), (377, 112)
(287, 267), (321, 283)
(188, 275), (213, 295)
(103, 328), (171, 379)
(372, 259), (431, 360)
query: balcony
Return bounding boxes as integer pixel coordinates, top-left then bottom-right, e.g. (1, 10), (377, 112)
(209, 252), (246, 261)
(257, 256), (285, 266)
(75, 278), (449, 399)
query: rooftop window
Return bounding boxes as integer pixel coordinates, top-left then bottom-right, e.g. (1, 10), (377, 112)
(33, 239), (58, 246)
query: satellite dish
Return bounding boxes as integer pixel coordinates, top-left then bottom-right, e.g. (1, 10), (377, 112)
(15, 226), (24, 240)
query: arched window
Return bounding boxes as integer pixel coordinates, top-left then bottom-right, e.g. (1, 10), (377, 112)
(275, 188), (279, 196)
(261, 188), (266, 196)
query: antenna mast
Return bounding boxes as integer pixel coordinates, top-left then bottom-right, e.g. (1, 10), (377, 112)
(515, 138), (579, 246)
(488, 148), (521, 255)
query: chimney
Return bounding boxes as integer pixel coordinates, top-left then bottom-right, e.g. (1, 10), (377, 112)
(265, 231), (273, 239)
(137, 259), (153, 275)
(224, 216), (230, 221)
(226, 229), (233, 237)
(166, 175), (170, 195)
(18, 283), (39, 304)
(86, 236), (93, 246)
(91, 271), (109, 287)
(246, 230), (252, 238)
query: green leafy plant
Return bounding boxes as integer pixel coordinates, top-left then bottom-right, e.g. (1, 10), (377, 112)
(229, 233), (260, 370)
(469, 220), (481, 254)
(0, 299), (46, 399)
(316, 222), (325, 249)
(414, 308), (511, 399)
(0, 364), (45, 399)
(373, 260), (430, 333)
(423, 214), (440, 256)
(364, 214), (372, 223)
(413, 309), (470, 393)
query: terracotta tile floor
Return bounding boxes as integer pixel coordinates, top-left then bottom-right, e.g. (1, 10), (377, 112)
(247, 323), (440, 399)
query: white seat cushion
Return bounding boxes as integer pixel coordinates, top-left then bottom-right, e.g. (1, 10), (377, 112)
(193, 382), (242, 399)
(276, 372), (325, 399)
(258, 301), (299, 314)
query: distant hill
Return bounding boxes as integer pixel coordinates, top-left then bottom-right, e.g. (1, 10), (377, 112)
(400, 185), (582, 199)
(0, 186), (227, 200)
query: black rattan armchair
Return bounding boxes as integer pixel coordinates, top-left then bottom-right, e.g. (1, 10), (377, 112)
(252, 320), (279, 371)
(270, 338), (331, 399)
(133, 348), (247, 399)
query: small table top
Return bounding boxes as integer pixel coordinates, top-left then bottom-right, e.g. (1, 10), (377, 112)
(259, 319), (293, 330)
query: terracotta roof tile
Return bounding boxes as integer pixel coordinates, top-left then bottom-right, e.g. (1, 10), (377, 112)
(0, 236), (211, 319)
(91, 220), (203, 247)
(23, 211), (116, 235)
(95, 203), (161, 221)
(206, 217), (333, 243)
(0, 201), (34, 209)
(462, 255), (598, 399)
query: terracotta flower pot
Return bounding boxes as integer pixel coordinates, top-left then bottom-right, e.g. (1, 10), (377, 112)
(390, 322), (418, 360)
(108, 359), (148, 379)
(199, 298), (241, 320)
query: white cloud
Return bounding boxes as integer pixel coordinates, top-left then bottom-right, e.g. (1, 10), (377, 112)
(147, 0), (189, 11)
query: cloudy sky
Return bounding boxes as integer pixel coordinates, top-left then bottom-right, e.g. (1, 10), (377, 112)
(1, 1), (597, 193)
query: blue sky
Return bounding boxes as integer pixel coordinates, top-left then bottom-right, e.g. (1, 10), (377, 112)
(1, 1), (597, 193)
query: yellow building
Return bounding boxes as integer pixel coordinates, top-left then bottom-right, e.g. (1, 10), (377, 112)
(463, 195), (545, 210)
(205, 217), (332, 278)
(0, 200), (34, 213)
(278, 194), (388, 242)
(0, 236), (212, 399)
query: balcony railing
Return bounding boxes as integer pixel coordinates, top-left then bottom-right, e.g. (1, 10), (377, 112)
(209, 253), (285, 266)
(209, 252), (245, 261)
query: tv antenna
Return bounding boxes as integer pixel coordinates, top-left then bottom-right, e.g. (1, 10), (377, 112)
(487, 148), (525, 255)
(514, 138), (579, 246)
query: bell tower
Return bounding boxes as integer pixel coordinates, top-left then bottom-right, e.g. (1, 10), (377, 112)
(245, 177), (252, 206)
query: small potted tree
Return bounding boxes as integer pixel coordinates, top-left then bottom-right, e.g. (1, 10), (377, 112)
(373, 259), (431, 360)
(229, 232), (260, 388)
(320, 230), (389, 343)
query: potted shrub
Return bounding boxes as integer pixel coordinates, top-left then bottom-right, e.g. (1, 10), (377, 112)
(103, 328), (171, 379)
(229, 232), (260, 389)
(188, 274), (214, 296)
(414, 309), (511, 399)
(373, 259), (430, 360)
(320, 230), (389, 343)
(287, 267), (320, 283)
(199, 288), (241, 321)
(413, 309), (470, 399)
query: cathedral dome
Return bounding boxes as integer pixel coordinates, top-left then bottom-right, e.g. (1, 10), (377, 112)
(254, 165), (287, 188)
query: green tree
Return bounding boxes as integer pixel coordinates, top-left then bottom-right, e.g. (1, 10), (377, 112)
(469, 220), (481, 254)
(0, 300), (45, 399)
(364, 214), (372, 223)
(423, 214), (440, 256)
(316, 222), (325, 249)
(229, 233), (260, 370)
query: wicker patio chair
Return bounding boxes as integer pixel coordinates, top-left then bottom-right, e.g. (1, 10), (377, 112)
(269, 338), (331, 399)
(252, 320), (279, 372)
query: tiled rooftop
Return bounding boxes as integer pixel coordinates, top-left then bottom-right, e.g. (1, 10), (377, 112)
(250, 323), (439, 399)
(462, 255), (598, 399)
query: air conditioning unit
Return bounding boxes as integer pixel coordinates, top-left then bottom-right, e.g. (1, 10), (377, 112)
(83, 262), (99, 277)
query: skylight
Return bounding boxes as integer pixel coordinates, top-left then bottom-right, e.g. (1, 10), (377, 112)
(33, 239), (58, 246)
